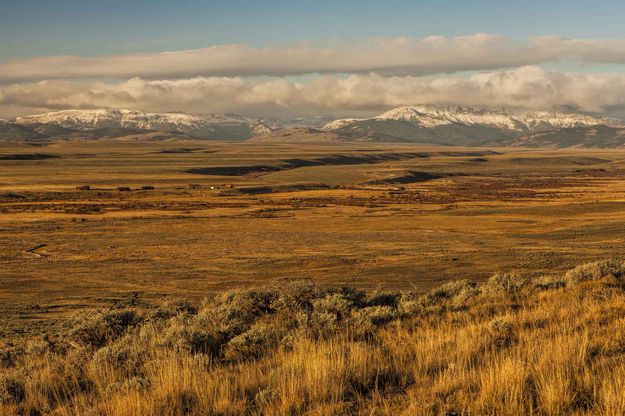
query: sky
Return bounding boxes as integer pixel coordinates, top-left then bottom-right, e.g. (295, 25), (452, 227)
(3, 0), (625, 118)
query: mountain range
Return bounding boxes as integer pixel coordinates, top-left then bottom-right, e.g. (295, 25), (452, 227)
(2, 106), (625, 147)
(320, 105), (624, 147)
(3, 109), (279, 141)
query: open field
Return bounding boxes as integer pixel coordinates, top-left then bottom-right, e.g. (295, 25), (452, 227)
(3, 140), (625, 341)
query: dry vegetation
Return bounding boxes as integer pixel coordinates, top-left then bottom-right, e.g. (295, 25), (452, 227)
(4, 141), (625, 414)
(2, 260), (625, 415)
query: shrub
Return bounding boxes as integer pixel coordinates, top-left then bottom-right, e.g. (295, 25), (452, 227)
(353, 306), (397, 326)
(312, 293), (354, 320)
(397, 292), (423, 316)
(487, 273), (529, 294)
(487, 319), (515, 348)
(565, 259), (625, 285)
(193, 303), (254, 340)
(159, 317), (220, 355)
(92, 333), (146, 375)
(67, 309), (142, 348)
(300, 292), (360, 337)
(367, 292), (399, 308)
(150, 298), (198, 321)
(350, 306), (398, 338)
(224, 323), (281, 360)
(534, 275), (567, 290)
(269, 280), (318, 313)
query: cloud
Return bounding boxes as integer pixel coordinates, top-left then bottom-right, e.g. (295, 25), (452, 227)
(4, 34), (625, 81)
(3, 66), (625, 118)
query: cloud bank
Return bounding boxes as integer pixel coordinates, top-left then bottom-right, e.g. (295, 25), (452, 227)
(3, 34), (625, 118)
(3, 34), (625, 82)
(3, 66), (625, 118)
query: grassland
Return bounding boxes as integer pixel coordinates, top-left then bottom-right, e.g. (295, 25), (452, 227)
(2, 260), (625, 415)
(3, 139), (625, 413)
(3, 140), (625, 340)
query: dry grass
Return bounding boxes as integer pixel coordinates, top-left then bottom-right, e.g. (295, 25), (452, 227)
(2, 260), (625, 415)
(6, 141), (625, 344)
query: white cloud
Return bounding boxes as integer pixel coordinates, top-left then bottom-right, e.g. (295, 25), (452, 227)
(3, 34), (625, 81)
(3, 67), (625, 118)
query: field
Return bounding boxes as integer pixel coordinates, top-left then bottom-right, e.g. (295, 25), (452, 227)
(4, 140), (625, 414)
(3, 140), (625, 341)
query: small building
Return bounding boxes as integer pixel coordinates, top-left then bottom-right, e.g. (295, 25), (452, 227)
(116, 186), (131, 192)
(187, 184), (202, 189)
(223, 184), (235, 189)
(75, 185), (91, 191)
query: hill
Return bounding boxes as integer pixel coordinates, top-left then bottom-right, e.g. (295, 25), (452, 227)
(513, 125), (625, 148)
(247, 127), (410, 143)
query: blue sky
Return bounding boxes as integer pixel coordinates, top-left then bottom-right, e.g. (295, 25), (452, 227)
(2, 0), (625, 60)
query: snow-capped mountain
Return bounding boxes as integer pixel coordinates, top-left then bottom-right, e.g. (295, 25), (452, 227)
(13, 109), (279, 139)
(320, 105), (623, 146)
(324, 105), (621, 133)
(322, 118), (365, 131)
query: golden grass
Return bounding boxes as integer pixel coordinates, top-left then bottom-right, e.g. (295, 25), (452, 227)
(2, 261), (625, 415)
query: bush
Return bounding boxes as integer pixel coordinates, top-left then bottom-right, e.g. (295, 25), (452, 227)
(565, 259), (625, 285)
(367, 292), (399, 308)
(312, 293), (354, 320)
(225, 323), (281, 360)
(350, 306), (398, 338)
(92, 333), (147, 375)
(67, 309), (142, 348)
(534, 275), (567, 290)
(397, 292), (422, 316)
(159, 317), (220, 355)
(193, 302), (255, 341)
(487, 319), (515, 348)
(150, 298), (198, 321)
(487, 273), (529, 294)
(270, 280), (318, 313)
(397, 281), (480, 316)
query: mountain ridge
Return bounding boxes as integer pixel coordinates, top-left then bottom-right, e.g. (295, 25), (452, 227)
(3, 106), (625, 147)
(11, 109), (279, 140)
(321, 105), (624, 146)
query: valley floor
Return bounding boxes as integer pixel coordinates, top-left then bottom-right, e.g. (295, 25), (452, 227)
(2, 140), (625, 340)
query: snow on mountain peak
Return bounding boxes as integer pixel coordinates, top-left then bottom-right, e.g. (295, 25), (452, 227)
(323, 105), (621, 132)
(12, 109), (278, 138)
